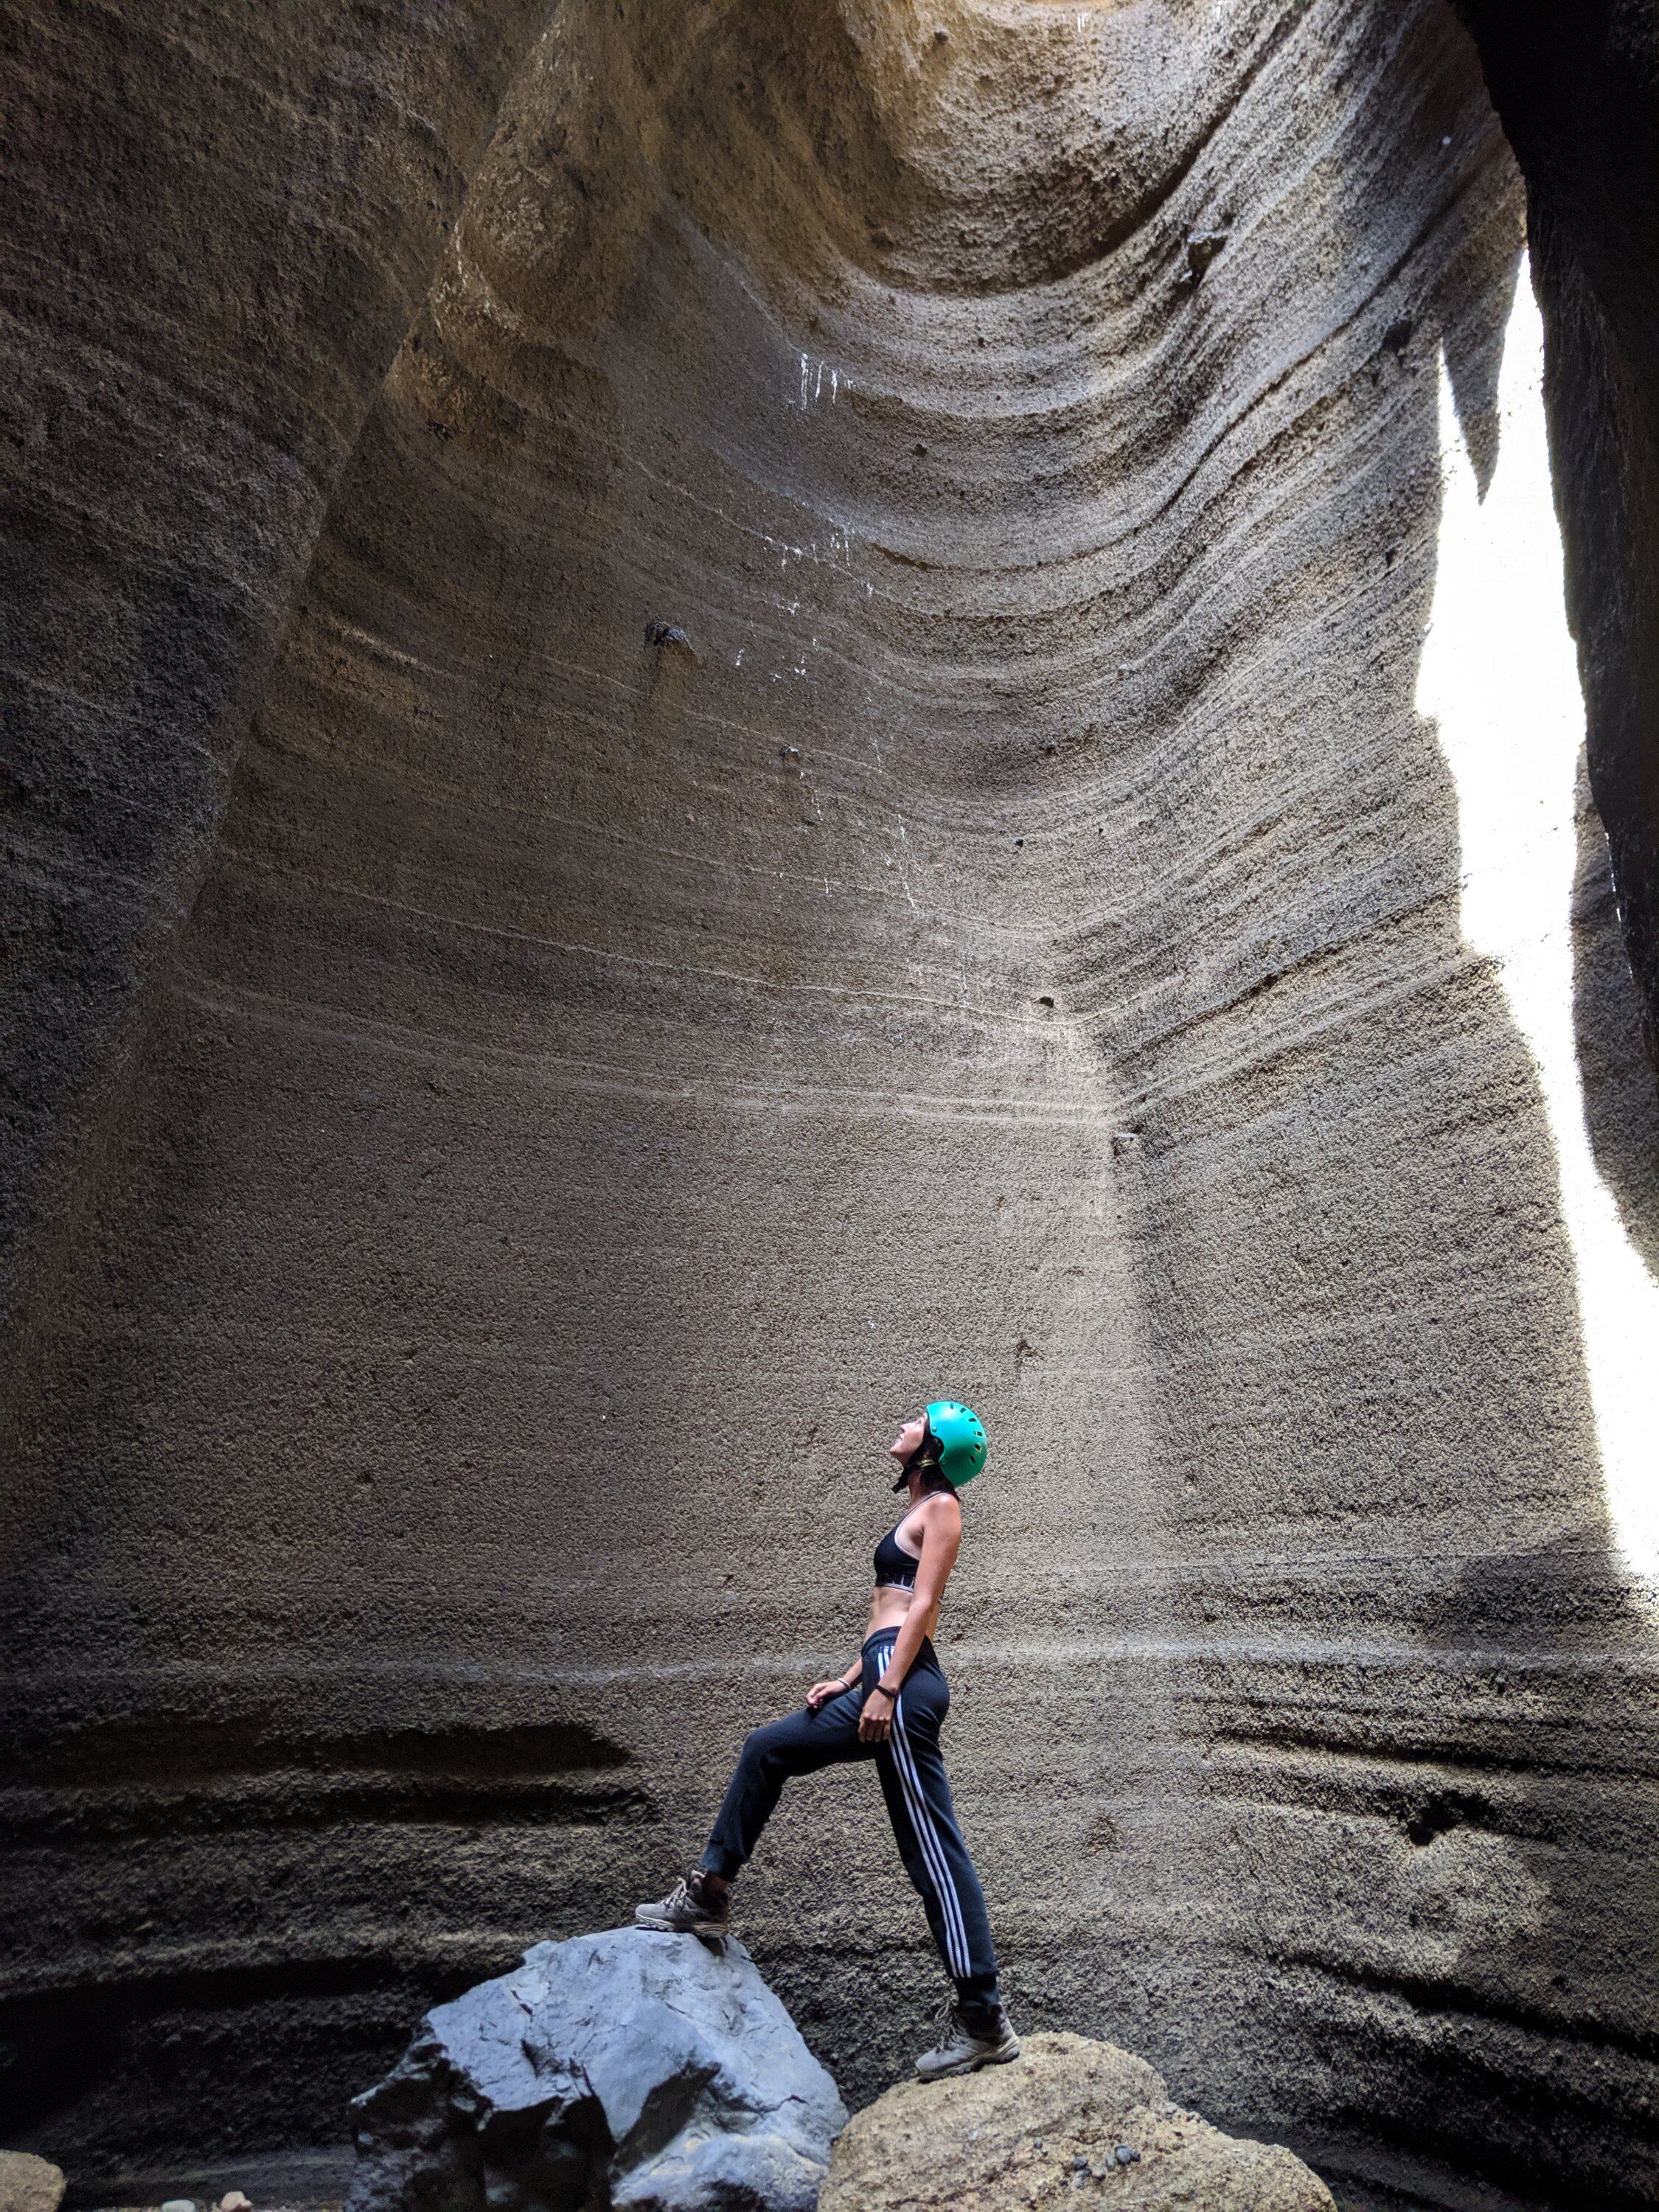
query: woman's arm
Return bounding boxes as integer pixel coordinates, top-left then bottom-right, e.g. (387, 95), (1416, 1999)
(859, 1500), (961, 1742)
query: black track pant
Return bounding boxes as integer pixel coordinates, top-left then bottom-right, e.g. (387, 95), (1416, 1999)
(699, 1628), (1001, 2007)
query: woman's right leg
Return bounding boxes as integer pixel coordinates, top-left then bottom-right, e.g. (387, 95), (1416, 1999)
(700, 1686), (869, 1879)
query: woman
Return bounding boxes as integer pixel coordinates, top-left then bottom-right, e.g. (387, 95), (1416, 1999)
(635, 1399), (1020, 2080)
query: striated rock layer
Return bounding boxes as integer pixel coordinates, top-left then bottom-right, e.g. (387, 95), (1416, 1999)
(3, 2), (1658, 2208)
(0, 0), (552, 1366)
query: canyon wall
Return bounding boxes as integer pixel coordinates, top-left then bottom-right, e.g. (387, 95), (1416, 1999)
(4, 3), (1658, 2208)
(0, 0), (551, 1376)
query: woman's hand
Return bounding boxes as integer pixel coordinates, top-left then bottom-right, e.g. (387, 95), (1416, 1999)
(858, 1685), (896, 1743)
(807, 1678), (850, 1712)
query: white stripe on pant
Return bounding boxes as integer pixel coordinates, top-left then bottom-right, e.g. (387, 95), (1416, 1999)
(893, 1695), (970, 1975)
(874, 1632), (970, 1978)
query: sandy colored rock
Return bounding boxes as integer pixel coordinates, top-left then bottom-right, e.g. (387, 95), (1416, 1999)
(0, 2156), (66, 2212)
(820, 2034), (1332, 2212)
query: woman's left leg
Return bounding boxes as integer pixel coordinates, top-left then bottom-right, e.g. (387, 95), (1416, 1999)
(700, 1687), (869, 1880)
(637, 1686), (869, 1935)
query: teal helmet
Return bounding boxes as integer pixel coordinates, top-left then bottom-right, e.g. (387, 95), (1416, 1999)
(926, 1399), (987, 1488)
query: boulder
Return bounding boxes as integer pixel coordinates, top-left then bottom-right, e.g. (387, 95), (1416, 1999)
(818, 2032), (1334, 2212)
(0, 2157), (66, 2212)
(346, 1927), (846, 2212)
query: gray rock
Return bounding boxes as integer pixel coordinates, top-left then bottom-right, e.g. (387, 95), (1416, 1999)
(347, 1927), (846, 2212)
(0, 2154), (66, 2212)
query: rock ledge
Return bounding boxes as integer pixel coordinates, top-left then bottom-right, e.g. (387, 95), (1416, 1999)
(0, 2155), (66, 2212)
(820, 2031), (1334, 2212)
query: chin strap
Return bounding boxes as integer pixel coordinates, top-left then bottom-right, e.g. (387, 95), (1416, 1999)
(894, 1425), (943, 1490)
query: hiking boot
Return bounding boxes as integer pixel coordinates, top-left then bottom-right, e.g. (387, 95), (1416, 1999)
(634, 1871), (729, 1936)
(915, 1997), (1021, 2081)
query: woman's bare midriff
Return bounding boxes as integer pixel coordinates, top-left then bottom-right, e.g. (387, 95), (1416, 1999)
(866, 1585), (941, 1642)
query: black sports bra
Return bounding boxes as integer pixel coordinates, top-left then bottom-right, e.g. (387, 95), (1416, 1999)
(873, 1512), (925, 1591)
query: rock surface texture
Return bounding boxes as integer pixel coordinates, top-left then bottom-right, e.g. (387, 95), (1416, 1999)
(346, 1928), (844, 2212)
(0, 2155), (66, 2212)
(4, 2), (1659, 2209)
(821, 2032), (1333, 2212)
(0, 0), (552, 1363)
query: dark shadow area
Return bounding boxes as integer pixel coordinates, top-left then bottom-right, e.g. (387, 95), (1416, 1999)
(4, 1966), (492, 2209)
(1384, 1537), (1659, 2209)
(3, 1714), (632, 1789)
(1573, 761), (1659, 1276)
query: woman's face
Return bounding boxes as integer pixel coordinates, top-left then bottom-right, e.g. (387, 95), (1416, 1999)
(888, 1413), (927, 1463)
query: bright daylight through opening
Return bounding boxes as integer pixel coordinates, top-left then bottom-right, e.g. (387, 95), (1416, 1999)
(1419, 255), (1659, 1572)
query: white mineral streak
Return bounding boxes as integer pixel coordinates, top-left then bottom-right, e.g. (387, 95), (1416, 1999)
(795, 352), (841, 408)
(1419, 257), (1659, 1570)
